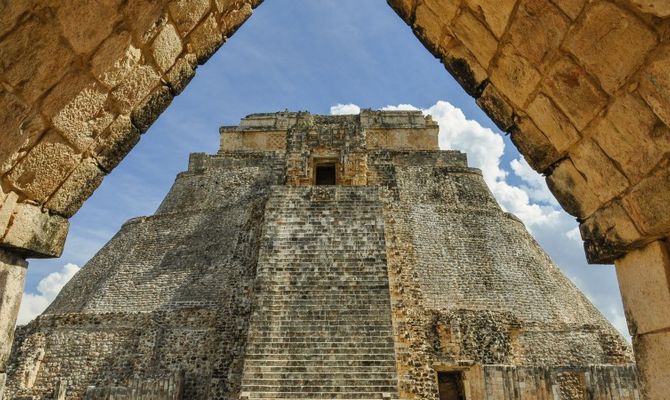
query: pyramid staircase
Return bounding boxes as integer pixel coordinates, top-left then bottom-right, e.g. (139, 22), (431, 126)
(240, 186), (399, 400)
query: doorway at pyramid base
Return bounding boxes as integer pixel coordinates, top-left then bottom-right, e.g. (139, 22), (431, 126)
(5, 111), (638, 400)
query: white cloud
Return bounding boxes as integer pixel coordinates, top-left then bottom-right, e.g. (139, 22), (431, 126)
(17, 263), (80, 325)
(330, 103), (361, 115)
(381, 104), (419, 111)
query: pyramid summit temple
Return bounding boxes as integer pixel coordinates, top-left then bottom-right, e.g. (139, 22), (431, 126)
(6, 111), (638, 400)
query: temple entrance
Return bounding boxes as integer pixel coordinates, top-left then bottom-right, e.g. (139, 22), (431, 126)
(437, 371), (465, 400)
(315, 164), (337, 185)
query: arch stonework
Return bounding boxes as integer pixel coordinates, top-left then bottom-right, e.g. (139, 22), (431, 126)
(0, 0), (668, 398)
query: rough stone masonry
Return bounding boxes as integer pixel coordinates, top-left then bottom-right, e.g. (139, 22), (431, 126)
(5, 111), (638, 400)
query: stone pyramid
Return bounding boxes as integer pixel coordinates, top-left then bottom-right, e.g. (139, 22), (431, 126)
(6, 111), (638, 400)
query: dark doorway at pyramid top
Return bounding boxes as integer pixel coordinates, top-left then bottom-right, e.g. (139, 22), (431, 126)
(5, 110), (638, 400)
(315, 164), (336, 185)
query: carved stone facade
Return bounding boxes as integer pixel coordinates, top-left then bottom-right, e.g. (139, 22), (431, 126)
(4, 112), (638, 400)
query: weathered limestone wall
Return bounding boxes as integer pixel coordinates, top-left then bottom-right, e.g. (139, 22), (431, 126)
(0, 250), (27, 397)
(83, 373), (183, 400)
(615, 240), (670, 400)
(0, 0), (261, 258)
(5, 149), (284, 399)
(371, 150), (634, 399)
(465, 365), (639, 399)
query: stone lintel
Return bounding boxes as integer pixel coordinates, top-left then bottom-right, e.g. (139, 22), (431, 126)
(0, 203), (69, 259)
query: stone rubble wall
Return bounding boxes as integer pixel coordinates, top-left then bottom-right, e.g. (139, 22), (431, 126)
(466, 364), (639, 399)
(4, 150), (284, 400)
(83, 371), (183, 399)
(372, 150), (636, 399)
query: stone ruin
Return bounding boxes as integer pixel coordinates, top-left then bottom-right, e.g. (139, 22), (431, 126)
(5, 110), (638, 399)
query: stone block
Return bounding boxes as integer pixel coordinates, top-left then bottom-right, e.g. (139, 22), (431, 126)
(509, 117), (561, 172)
(387, 0), (416, 21)
(91, 31), (142, 89)
(110, 64), (161, 114)
(7, 132), (81, 203)
(452, 10), (498, 69)
(464, 0), (517, 39)
(526, 93), (580, 153)
(634, 331), (670, 400)
(56, 0), (120, 55)
(543, 56), (608, 130)
(0, 0), (39, 38)
(220, 2), (254, 36)
(506, 0), (569, 65)
(590, 94), (666, 183)
(551, 0), (584, 20)
(165, 53), (197, 95)
(93, 116), (141, 172)
(413, 0), (458, 53)
(490, 44), (542, 109)
(0, 249), (27, 369)
(476, 84), (515, 131)
(639, 45), (670, 127)
(131, 85), (174, 133)
(0, 190), (18, 232)
(630, 0), (670, 17)
(0, 16), (75, 102)
(571, 138), (629, 204)
(546, 158), (600, 218)
(169, 0), (211, 36)
(623, 160), (670, 236)
(615, 241), (670, 335)
(0, 90), (46, 175)
(581, 201), (643, 263)
(122, 1), (167, 45)
(0, 203), (69, 258)
(564, 2), (657, 94)
(187, 14), (224, 64)
(439, 36), (489, 97)
(45, 158), (106, 218)
(151, 23), (183, 73)
(50, 78), (114, 152)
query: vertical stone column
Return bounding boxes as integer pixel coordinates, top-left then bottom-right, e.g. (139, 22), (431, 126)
(615, 240), (670, 400)
(0, 249), (27, 398)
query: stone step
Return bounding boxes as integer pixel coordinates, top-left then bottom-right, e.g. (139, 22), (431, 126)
(240, 186), (398, 398)
(243, 367), (396, 374)
(240, 385), (398, 393)
(242, 359), (397, 367)
(242, 394), (397, 400)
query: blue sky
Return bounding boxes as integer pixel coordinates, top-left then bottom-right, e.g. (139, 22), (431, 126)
(19, 0), (629, 338)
